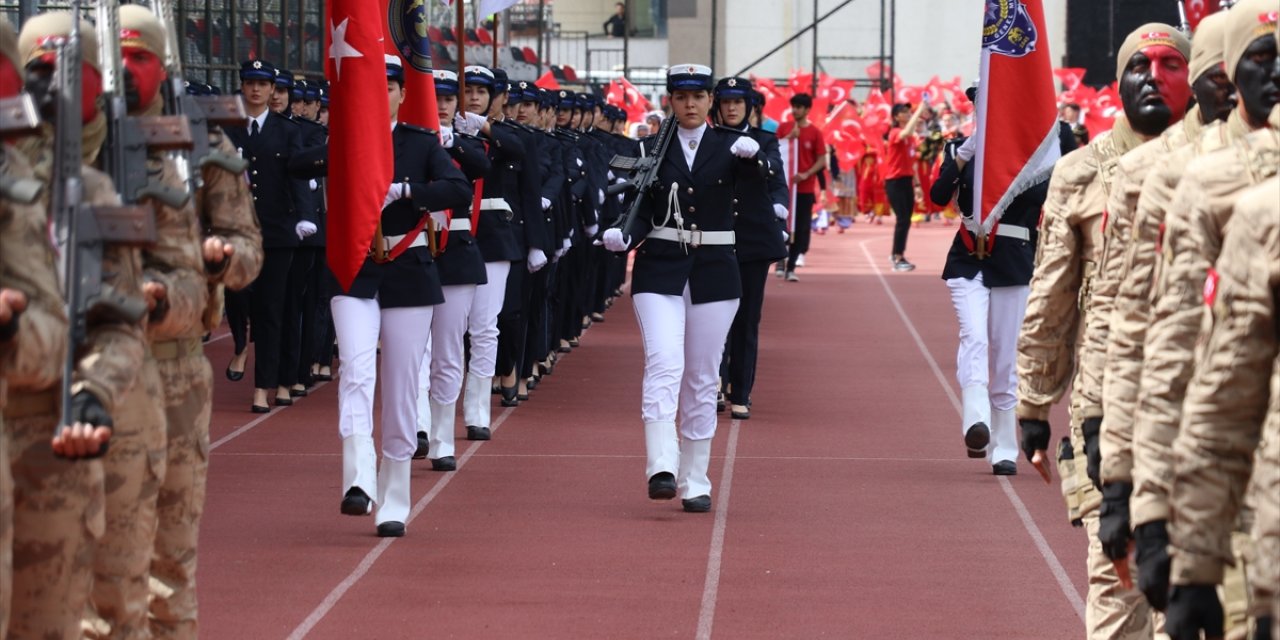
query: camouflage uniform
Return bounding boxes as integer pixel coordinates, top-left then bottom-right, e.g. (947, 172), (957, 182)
(1016, 116), (1156, 639)
(8, 133), (145, 640)
(87, 148), (207, 639)
(1168, 175), (1279, 637)
(149, 128), (261, 640)
(0, 144), (65, 639)
(1095, 109), (1206, 487)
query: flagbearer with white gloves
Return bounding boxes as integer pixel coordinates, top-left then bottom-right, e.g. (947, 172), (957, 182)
(414, 69), (492, 471)
(601, 64), (766, 513)
(929, 105), (1075, 474)
(333, 55), (470, 537)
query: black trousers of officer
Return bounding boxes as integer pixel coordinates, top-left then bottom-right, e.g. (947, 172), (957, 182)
(496, 261), (530, 380)
(279, 246), (316, 389)
(554, 246), (580, 347)
(226, 288), (251, 356)
(299, 252), (337, 379)
(521, 266), (552, 379)
(252, 247), (294, 390)
(722, 259), (771, 406)
(786, 192), (815, 271)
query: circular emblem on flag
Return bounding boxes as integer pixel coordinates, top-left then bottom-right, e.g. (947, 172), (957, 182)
(388, 0), (434, 73)
(253, 60), (263, 69)
(982, 0), (1037, 58)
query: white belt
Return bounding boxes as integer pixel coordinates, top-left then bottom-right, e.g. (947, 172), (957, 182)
(375, 233), (428, 253)
(647, 227), (735, 246)
(995, 224), (1030, 241)
(449, 218), (472, 232)
(479, 197), (511, 212)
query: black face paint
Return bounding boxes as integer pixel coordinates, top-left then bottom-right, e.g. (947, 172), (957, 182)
(1191, 65), (1235, 124)
(1235, 36), (1280, 126)
(1119, 50), (1187, 136)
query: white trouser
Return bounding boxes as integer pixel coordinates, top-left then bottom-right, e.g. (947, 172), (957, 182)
(417, 285), (475, 458)
(946, 273), (1029, 464)
(466, 261), (510, 379)
(633, 286), (739, 442)
(332, 295), (434, 463)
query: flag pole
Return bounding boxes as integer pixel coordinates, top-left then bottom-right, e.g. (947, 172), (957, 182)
(492, 10), (499, 68)
(456, 0), (467, 95)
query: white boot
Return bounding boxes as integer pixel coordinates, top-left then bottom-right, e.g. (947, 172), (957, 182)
(990, 406), (1019, 466)
(961, 385), (991, 457)
(463, 372), (492, 428)
(375, 457), (412, 534)
(416, 357), (432, 433)
(429, 399), (456, 459)
(341, 435), (377, 498)
(643, 421), (679, 479)
(678, 438), (713, 500)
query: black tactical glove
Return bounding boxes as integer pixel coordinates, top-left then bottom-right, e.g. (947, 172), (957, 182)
(0, 306), (21, 342)
(1019, 418), (1050, 462)
(1081, 416), (1102, 490)
(1165, 584), (1224, 640)
(70, 390), (113, 430)
(1255, 617), (1273, 640)
(1097, 482), (1133, 561)
(1134, 519), (1172, 611)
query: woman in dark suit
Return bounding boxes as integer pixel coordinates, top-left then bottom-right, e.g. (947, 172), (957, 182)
(601, 64), (765, 513)
(333, 56), (470, 537)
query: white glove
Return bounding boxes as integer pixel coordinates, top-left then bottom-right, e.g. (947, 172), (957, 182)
(730, 136), (760, 158)
(295, 220), (318, 240)
(454, 112), (486, 136)
(439, 126), (455, 149)
(607, 170), (616, 181)
(541, 197), (552, 210)
(429, 210), (449, 229)
(956, 135), (977, 163)
(773, 204), (789, 221)
(585, 224), (599, 237)
(601, 228), (630, 252)
(308, 179), (319, 191)
(383, 183), (407, 209)
(617, 192), (625, 204)
(527, 248), (548, 272)
(597, 189), (605, 205)
(561, 236), (572, 251)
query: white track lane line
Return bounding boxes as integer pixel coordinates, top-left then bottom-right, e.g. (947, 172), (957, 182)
(858, 239), (1086, 622)
(286, 405), (517, 640)
(696, 419), (741, 640)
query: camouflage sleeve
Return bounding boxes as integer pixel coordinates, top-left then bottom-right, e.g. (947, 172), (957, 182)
(1251, 353), (1280, 614)
(1090, 146), (1154, 484)
(142, 156), (208, 341)
(1128, 146), (1194, 525)
(200, 130), (263, 291)
(0, 148), (67, 392)
(1170, 178), (1279, 586)
(1016, 148), (1092, 421)
(70, 168), (145, 414)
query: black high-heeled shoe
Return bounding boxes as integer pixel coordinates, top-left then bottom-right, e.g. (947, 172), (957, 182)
(226, 353), (246, 382)
(499, 384), (519, 407)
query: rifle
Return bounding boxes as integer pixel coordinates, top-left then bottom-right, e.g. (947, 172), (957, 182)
(95, 0), (189, 209)
(603, 113), (676, 242)
(1177, 1), (1192, 37)
(150, 0), (249, 183)
(51, 0), (154, 444)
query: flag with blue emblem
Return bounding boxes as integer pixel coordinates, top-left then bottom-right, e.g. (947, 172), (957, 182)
(384, 0), (441, 131)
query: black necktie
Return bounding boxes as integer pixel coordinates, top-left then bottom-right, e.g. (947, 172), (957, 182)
(251, 120), (260, 136)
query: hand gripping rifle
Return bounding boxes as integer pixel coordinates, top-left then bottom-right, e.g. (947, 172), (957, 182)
(95, 0), (190, 209)
(52, 0), (155, 444)
(602, 114), (675, 242)
(150, 0), (249, 183)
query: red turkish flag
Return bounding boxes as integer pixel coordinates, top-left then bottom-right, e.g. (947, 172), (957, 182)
(1184, 0), (1219, 31)
(325, 0), (394, 291)
(536, 71), (560, 90)
(607, 76), (654, 124)
(382, 1), (440, 131)
(970, 0), (1060, 252)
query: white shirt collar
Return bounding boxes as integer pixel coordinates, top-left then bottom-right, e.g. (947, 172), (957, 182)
(249, 109), (269, 131)
(677, 123), (707, 139)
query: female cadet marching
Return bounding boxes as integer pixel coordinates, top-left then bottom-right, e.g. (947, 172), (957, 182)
(601, 64), (767, 512)
(414, 69), (491, 472)
(334, 55), (469, 537)
(711, 78), (789, 421)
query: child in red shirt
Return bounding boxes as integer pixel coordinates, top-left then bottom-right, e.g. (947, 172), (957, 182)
(776, 93), (827, 282)
(884, 101), (927, 271)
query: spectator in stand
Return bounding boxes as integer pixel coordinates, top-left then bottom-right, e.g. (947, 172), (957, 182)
(604, 3), (626, 38)
(776, 93), (826, 282)
(1058, 101), (1081, 125)
(645, 111), (662, 132)
(883, 102), (927, 272)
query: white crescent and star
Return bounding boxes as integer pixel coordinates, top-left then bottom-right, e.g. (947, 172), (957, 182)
(329, 17), (365, 81)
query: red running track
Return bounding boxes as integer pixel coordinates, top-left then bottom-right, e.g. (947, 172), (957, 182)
(199, 221), (1088, 639)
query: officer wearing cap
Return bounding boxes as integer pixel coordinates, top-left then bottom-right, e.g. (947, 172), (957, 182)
(332, 55), (470, 537)
(414, 69), (491, 472)
(286, 77), (330, 398)
(224, 59), (312, 412)
(600, 64), (765, 513)
(711, 76), (788, 421)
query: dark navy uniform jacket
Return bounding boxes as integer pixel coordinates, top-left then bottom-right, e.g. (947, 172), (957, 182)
(225, 111), (311, 249)
(931, 123), (1075, 288)
(473, 121), (527, 262)
(726, 124), (788, 264)
(436, 133), (490, 287)
(292, 116), (329, 247)
(343, 124), (471, 307)
(629, 125), (764, 304)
